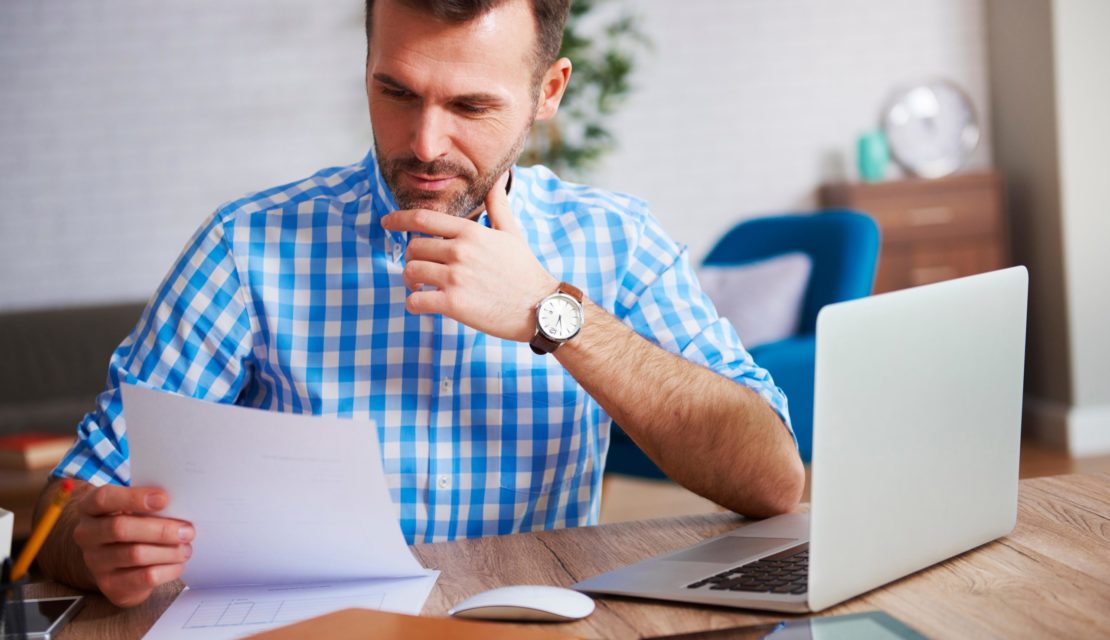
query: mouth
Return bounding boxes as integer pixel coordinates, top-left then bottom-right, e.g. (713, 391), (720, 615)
(404, 172), (458, 192)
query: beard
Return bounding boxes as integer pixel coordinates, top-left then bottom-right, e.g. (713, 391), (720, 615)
(376, 120), (532, 218)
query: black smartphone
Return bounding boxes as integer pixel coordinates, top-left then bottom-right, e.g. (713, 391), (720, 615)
(1, 596), (84, 640)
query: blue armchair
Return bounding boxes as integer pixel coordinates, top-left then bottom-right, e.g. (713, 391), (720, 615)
(605, 209), (879, 478)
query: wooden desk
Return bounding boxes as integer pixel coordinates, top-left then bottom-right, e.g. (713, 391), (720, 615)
(25, 473), (1110, 639)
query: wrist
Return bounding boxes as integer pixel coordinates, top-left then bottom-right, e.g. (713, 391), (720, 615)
(37, 490), (96, 590)
(553, 298), (592, 357)
(533, 276), (560, 305)
(529, 281), (585, 354)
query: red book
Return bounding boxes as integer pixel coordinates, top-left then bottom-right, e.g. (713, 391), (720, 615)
(0, 432), (75, 470)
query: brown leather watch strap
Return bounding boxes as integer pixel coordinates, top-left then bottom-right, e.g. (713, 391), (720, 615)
(529, 332), (561, 355)
(529, 282), (583, 355)
(558, 281), (583, 303)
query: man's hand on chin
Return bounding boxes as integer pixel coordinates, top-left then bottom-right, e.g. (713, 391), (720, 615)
(72, 484), (195, 608)
(381, 174), (558, 342)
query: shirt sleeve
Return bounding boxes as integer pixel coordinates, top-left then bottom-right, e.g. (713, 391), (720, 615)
(615, 214), (795, 442)
(53, 211), (255, 485)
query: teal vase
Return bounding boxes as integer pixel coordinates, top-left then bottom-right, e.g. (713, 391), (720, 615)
(857, 130), (890, 183)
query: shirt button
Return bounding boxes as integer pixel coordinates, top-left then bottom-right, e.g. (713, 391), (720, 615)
(440, 377), (453, 393)
(436, 475), (450, 489)
(392, 243), (403, 261)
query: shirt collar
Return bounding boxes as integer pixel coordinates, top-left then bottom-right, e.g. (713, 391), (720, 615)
(362, 149), (405, 260)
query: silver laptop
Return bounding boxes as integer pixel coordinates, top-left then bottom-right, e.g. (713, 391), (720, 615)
(574, 267), (1028, 613)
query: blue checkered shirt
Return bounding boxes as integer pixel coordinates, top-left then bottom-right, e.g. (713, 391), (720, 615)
(54, 150), (792, 543)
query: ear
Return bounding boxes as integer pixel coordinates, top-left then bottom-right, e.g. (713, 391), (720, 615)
(534, 57), (573, 122)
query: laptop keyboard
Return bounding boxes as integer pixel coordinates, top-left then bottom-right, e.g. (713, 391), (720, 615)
(685, 543), (808, 595)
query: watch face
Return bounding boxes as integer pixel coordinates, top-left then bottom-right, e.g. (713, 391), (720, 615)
(538, 293), (582, 341)
(882, 79), (980, 179)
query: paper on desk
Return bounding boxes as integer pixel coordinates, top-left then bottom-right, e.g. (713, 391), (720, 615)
(142, 573), (439, 640)
(123, 383), (427, 587)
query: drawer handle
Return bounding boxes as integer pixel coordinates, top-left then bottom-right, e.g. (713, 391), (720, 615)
(910, 266), (958, 285)
(908, 206), (955, 226)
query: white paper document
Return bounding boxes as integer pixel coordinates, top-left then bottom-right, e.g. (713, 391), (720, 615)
(122, 384), (436, 639)
(141, 575), (439, 640)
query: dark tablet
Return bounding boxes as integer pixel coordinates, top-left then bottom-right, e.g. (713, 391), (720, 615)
(644, 610), (928, 640)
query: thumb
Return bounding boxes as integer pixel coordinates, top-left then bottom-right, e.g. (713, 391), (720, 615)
(485, 171), (523, 238)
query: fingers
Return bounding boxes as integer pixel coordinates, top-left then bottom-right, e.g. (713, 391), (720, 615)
(73, 485), (195, 608)
(381, 209), (467, 238)
(98, 563), (186, 608)
(485, 172), (523, 238)
(75, 514), (195, 547)
(86, 542), (192, 574)
(405, 290), (449, 315)
(405, 237), (455, 263)
(77, 517), (193, 607)
(79, 484), (168, 517)
(402, 261), (449, 291)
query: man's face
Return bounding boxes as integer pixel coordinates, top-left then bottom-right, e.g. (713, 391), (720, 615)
(368, 0), (541, 218)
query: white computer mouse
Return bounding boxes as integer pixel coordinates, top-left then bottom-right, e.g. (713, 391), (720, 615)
(447, 584), (595, 622)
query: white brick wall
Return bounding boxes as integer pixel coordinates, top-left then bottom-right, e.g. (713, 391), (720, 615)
(592, 0), (992, 259)
(0, 0), (990, 311)
(0, 1), (371, 310)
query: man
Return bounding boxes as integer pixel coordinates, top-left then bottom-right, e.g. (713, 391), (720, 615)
(36, 0), (804, 608)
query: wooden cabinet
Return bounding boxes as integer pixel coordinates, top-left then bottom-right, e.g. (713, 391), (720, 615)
(819, 171), (1009, 294)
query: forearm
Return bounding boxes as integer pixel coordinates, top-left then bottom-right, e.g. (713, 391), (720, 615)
(555, 300), (804, 517)
(33, 477), (97, 590)
(382, 188), (803, 513)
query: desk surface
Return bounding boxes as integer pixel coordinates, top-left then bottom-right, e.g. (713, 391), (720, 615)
(25, 472), (1110, 639)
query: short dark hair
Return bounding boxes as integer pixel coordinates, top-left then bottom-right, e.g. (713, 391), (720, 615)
(365, 0), (571, 73)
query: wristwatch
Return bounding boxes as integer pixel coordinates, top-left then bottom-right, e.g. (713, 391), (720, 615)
(530, 282), (585, 355)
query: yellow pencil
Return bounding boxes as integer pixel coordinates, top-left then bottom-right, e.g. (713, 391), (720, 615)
(11, 478), (74, 581)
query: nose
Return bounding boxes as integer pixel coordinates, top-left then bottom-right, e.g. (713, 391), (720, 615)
(410, 106), (451, 163)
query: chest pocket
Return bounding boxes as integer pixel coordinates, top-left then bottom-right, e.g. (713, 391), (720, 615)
(499, 355), (588, 496)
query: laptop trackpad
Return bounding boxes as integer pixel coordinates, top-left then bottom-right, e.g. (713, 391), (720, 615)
(667, 536), (797, 564)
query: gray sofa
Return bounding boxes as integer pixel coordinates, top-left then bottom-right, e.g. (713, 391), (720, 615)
(0, 302), (146, 436)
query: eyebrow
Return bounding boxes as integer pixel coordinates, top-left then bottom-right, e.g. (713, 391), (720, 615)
(372, 73), (504, 104)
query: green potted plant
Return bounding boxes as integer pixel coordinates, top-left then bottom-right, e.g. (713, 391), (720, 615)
(521, 0), (649, 179)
